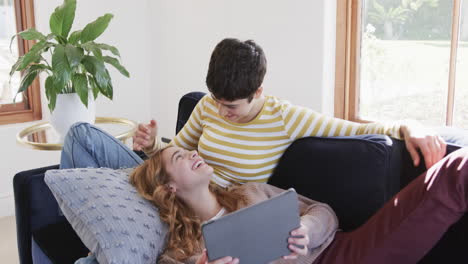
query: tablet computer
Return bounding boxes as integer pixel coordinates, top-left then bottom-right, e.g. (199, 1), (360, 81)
(201, 188), (300, 264)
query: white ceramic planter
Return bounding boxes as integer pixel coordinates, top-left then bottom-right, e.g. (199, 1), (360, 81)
(50, 93), (95, 141)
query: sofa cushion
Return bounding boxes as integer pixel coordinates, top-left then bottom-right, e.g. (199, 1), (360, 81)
(268, 135), (403, 231)
(31, 238), (53, 264)
(176, 92), (206, 134)
(32, 220), (88, 263)
(44, 167), (168, 264)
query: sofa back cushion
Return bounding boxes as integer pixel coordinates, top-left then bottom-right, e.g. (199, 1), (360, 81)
(268, 134), (404, 231)
(176, 92), (206, 134)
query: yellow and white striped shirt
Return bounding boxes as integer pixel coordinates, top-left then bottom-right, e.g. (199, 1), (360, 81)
(170, 95), (401, 187)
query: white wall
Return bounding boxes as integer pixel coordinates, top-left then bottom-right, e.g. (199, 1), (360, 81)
(1, 0), (337, 217)
(148, 0), (336, 139)
(0, 0), (153, 217)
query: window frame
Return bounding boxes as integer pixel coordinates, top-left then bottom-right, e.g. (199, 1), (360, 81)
(0, 0), (42, 125)
(335, 0), (461, 126)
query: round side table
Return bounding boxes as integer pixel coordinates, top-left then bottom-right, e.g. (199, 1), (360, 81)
(16, 117), (137, 151)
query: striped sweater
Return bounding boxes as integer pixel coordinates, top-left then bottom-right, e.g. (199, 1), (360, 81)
(150, 95), (402, 187)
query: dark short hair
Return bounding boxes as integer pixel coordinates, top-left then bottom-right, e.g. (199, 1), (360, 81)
(206, 38), (267, 102)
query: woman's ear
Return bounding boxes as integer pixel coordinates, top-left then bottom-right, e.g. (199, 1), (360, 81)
(254, 86), (263, 98)
(166, 184), (177, 193)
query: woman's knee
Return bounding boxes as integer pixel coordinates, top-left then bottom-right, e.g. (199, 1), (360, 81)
(447, 148), (468, 167)
(442, 148), (468, 180)
(64, 122), (95, 146)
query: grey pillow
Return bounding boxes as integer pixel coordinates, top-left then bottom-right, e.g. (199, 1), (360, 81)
(44, 167), (167, 264)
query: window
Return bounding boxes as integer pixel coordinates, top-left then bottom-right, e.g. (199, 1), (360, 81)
(335, 0), (468, 129)
(0, 0), (41, 125)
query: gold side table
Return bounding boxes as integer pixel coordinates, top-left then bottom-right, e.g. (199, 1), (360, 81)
(17, 117), (137, 151)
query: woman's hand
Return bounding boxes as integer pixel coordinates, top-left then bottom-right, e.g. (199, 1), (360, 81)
(282, 223), (310, 260)
(196, 249), (239, 264)
(400, 124), (446, 169)
(133, 119), (158, 151)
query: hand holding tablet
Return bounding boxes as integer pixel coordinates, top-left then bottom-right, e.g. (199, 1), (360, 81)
(283, 224), (309, 260)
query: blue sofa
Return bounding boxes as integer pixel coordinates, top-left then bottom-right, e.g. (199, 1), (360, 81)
(13, 92), (467, 263)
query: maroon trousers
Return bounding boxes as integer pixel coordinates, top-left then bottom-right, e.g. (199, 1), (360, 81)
(315, 148), (468, 264)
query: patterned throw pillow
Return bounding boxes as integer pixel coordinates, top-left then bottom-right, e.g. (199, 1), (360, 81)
(44, 168), (167, 264)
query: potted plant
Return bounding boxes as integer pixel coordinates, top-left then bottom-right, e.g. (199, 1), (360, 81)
(9, 0), (129, 139)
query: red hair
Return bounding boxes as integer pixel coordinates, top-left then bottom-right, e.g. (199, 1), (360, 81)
(130, 147), (245, 261)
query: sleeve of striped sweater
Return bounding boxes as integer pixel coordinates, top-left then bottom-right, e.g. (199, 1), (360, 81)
(143, 96), (206, 157)
(280, 103), (403, 141)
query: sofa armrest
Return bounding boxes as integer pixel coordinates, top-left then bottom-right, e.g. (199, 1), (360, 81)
(13, 165), (62, 264)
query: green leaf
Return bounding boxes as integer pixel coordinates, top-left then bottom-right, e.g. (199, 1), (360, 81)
(95, 69), (113, 100)
(9, 57), (24, 77)
(19, 28), (46, 41)
(97, 77), (111, 99)
(88, 76), (100, 99)
(80, 14), (114, 43)
(72, 73), (89, 107)
(68, 30), (82, 44)
(96, 43), (120, 57)
(10, 28), (46, 52)
(45, 76), (57, 111)
(52, 44), (72, 92)
(9, 35), (17, 52)
(29, 64), (50, 71)
(45, 75), (54, 100)
(92, 47), (102, 59)
(82, 56), (97, 74)
(65, 44), (84, 69)
(53, 78), (65, 93)
(98, 67), (111, 95)
(49, 0), (77, 38)
(88, 74), (112, 100)
(103, 56), (129, 77)
(81, 42), (102, 59)
(14, 64), (47, 101)
(16, 41), (51, 72)
(48, 91), (57, 112)
(17, 68), (39, 94)
(82, 55), (109, 89)
(105, 74), (113, 100)
(82, 42), (121, 59)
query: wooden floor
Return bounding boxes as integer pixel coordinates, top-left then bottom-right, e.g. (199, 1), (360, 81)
(0, 216), (19, 264)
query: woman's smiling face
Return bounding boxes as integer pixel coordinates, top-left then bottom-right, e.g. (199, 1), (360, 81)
(161, 146), (213, 193)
